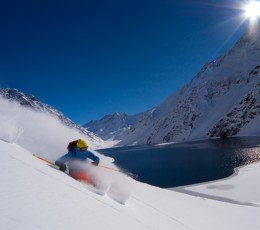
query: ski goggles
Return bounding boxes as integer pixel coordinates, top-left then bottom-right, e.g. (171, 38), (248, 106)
(79, 147), (87, 151)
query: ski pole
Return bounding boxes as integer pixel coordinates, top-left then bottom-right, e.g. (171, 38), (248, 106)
(99, 164), (120, 172)
(98, 164), (138, 179)
(98, 165), (139, 179)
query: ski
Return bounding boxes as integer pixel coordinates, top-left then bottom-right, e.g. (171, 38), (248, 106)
(33, 154), (60, 170)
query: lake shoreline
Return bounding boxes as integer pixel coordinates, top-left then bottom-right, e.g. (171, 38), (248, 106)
(172, 161), (260, 207)
(99, 137), (260, 188)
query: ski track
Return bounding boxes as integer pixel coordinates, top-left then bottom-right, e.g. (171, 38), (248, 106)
(131, 196), (195, 230)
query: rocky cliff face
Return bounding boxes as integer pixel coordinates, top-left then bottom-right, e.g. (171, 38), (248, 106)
(208, 79), (260, 138)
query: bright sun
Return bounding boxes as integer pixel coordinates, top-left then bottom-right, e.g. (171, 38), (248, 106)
(245, 1), (260, 19)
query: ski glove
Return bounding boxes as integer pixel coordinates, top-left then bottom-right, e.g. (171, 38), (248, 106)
(92, 160), (100, 166)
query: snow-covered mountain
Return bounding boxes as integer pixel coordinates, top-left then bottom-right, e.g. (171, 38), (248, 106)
(0, 88), (109, 159)
(84, 112), (144, 141)
(0, 88), (104, 146)
(86, 23), (260, 146)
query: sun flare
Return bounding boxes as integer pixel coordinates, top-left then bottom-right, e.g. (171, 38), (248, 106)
(244, 1), (260, 19)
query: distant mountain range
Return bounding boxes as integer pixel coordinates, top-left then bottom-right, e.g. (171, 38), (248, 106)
(0, 88), (103, 145)
(85, 23), (260, 146)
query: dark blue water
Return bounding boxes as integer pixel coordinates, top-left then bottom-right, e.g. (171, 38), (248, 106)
(98, 137), (260, 188)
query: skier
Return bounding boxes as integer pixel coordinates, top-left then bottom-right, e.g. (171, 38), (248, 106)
(55, 139), (100, 174)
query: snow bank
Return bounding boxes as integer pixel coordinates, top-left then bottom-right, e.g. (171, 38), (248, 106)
(175, 159), (260, 205)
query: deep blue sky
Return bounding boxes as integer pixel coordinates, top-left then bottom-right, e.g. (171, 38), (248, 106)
(0, 0), (249, 124)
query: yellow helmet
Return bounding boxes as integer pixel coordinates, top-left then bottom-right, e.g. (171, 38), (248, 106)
(76, 139), (88, 148)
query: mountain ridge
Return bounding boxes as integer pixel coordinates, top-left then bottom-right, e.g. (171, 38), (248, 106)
(0, 88), (104, 145)
(86, 23), (260, 146)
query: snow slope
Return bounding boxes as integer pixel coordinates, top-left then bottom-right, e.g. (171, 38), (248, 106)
(1, 139), (260, 230)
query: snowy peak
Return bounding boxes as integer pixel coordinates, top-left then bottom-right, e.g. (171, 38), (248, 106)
(1, 88), (62, 113)
(239, 20), (260, 45)
(84, 112), (144, 141)
(85, 24), (260, 146)
(0, 88), (103, 143)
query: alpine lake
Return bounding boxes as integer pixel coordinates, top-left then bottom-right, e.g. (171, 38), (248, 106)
(97, 137), (260, 188)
